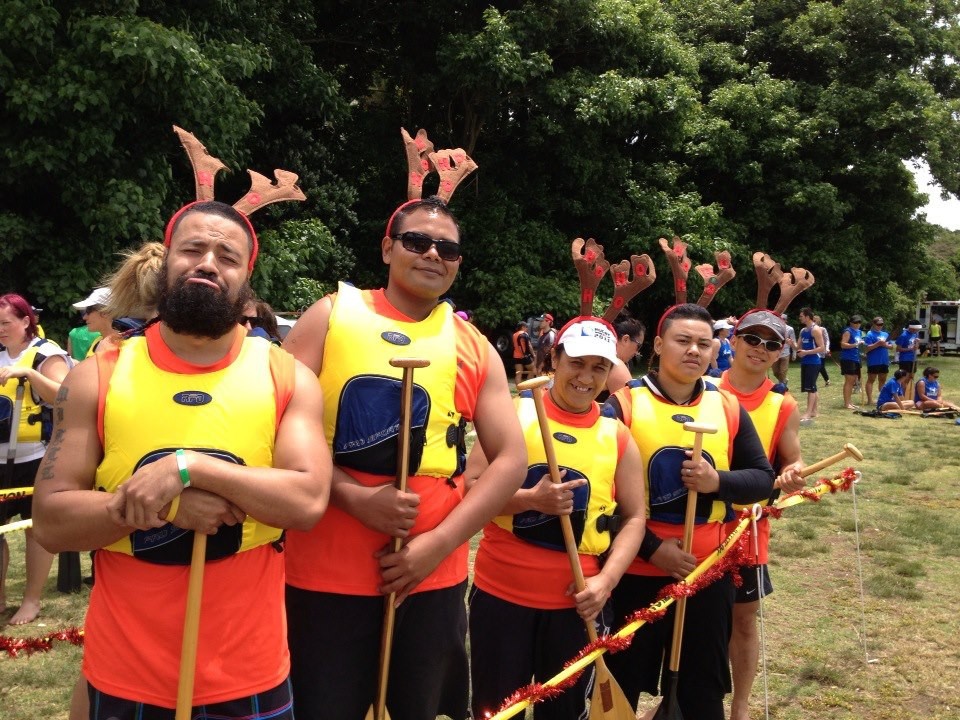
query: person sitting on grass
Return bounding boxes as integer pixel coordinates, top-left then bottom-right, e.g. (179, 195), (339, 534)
(914, 366), (960, 411)
(877, 369), (908, 412)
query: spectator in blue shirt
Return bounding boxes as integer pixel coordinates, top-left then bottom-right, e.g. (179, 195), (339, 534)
(877, 369), (908, 412)
(863, 317), (895, 405)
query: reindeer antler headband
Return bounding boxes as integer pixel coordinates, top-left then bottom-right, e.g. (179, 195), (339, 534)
(566, 237), (656, 331)
(751, 252), (815, 314)
(385, 128), (478, 236)
(658, 236), (736, 308)
(163, 126), (307, 271)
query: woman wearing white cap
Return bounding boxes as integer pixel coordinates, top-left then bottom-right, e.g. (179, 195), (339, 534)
(466, 316), (647, 720)
(71, 287), (114, 356)
(709, 318), (735, 377)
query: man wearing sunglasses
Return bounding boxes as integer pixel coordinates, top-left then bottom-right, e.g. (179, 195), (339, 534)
(716, 310), (805, 720)
(282, 196), (526, 720)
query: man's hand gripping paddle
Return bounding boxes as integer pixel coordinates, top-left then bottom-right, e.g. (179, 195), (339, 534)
(518, 376), (636, 720)
(774, 443), (864, 491)
(368, 358), (431, 720)
(652, 421), (718, 720)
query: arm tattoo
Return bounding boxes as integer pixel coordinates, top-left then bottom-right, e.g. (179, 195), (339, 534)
(54, 385), (68, 424)
(39, 428), (66, 482)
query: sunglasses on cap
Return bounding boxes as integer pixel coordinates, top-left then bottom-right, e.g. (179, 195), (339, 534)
(392, 231), (462, 262)
(737, 332), (784, 352)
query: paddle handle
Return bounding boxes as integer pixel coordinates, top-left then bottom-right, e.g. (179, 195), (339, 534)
(175, 532), (207, 720)
(666, 429), (708, 673)
(5, 378), (26, 467)
(372, 360), (429, 720)
(774, 443), (864, 489)
(528, 388), (598, 643)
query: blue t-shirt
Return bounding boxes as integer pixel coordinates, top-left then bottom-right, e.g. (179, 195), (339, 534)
(799, 326), (820, 365)
(864, 330), (889, 366)
(877, 378), (904, 408)
(716, 338), (733, 371)
(915, 378), (940, 403)
(840, 326), (862, 362)
(896, 330), (918, 362)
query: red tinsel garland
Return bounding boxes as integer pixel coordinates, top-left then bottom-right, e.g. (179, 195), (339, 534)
(1, 627), (84, 658)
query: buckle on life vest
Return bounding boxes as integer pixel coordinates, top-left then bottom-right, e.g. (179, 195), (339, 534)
(595, 513), (621, 534)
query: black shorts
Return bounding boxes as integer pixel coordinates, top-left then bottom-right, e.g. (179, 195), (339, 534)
(469, 585), (612, 720)
(800, 364), (819, 393)
(285, 581), (468, 720)
(840, 359), (861, 376)
(605, 573), (734, 720)
(0, 458), (42, 524)
(898, 360), (917, 374)
(87, 678), (294, 720)
(867, 364), (889, 376)
(735, 564), (773, 603)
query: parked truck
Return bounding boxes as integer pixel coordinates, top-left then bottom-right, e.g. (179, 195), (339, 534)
(915, 300), (959, 354)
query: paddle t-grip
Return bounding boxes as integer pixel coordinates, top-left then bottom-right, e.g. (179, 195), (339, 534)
(775, 443), (864, 489)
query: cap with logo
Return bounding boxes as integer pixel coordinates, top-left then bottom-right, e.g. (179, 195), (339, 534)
(556, 318), (619, 364)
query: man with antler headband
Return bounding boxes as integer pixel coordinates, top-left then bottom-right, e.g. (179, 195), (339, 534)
(602, 238), (775, 720)
(32, 127), (331, 719)
(281, 129), (526, 720)
(716, 252), (813, 720)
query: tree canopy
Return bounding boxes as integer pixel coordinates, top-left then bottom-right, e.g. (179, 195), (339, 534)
(2, 0), (958, 339)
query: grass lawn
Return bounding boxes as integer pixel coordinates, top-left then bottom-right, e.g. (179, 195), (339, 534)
(3, 356), (960, 719)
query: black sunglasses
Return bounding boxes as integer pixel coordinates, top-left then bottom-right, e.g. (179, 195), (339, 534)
(83, 305), (102, 315)
(242, 315), (264, 328)
(392, 231), (462, 261)
(737, 332), (784, 352)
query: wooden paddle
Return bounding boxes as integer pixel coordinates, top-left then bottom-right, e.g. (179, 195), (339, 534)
(517, 376), (636, 720)
(772, 442), (863, 490)
(175, 532), (207, 720)
(652, 421), (718, 720)
(367, 357), (431, 720)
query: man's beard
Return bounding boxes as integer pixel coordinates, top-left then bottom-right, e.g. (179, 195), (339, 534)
(157, 264), (253, 339)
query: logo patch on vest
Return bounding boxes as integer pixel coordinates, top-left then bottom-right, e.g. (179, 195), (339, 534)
(671, 413), (694, 424)
(553, 432), (577, 445)
(381, 331), (411, 346)
(173, 391), (213, 407)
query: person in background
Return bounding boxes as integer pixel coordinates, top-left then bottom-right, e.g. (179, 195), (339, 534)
(243, 299), (281, 344)
(511, 321), (534, 387)
(877, 369), (908, 412)
(914, 366), (960, 411)
(534, 314), (556, 376)
(796, 308), (825, 423)
(839, 315), (864, 409)
(71, 288), (114, 356)
(895, 324), (921, 399)
(709, 319), (734, 378)
(864, 317), (894, 406)
(928, 319), (942, 357)
(599, 316), (646, 402)
(813, 314), (830, 386)
(67, 321), (100, 362)
(771, 313), (796, 386)
(0, 294), (71, 625)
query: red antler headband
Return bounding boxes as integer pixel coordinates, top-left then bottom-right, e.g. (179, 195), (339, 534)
(163, 126), (306, 272)
(384, 128), (478, 237)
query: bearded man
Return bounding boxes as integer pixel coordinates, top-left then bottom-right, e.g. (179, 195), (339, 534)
(33, 199), (331, 720)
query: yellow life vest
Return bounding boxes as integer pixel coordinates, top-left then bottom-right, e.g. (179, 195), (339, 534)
(627, 382), (733, 524)
(0, 338), (66, 445)
(494, 393), (620, 555)
(320, 282), (463, 480)
(730, 389), (784, 510)
(96, 333), (283, 564)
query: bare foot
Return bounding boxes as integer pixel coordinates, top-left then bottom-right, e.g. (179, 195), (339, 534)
(8, 599), (40, 625)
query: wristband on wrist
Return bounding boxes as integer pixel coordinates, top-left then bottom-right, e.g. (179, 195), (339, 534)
(175, 449), (191, 488)
(638, 531), (663, 562)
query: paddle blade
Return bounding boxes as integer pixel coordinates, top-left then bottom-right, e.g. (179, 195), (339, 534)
(364, 705), (391, 720)
(590, 662), (637, 720)
(650, 671), (683, 720)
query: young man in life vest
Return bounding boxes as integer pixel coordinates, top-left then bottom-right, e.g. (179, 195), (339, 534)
(715, 310), (806, 720)
(33, 201), (332, 720)
(602, 303), (775, 720)
(281, 196), (527, 720)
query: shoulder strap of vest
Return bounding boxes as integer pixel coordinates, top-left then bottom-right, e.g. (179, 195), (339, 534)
(96, 345), (122, 448)
(719, 388), (740, 463)
(269, 344), (296, 429)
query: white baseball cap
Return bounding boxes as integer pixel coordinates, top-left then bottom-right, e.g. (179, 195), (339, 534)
(72, 287), (111, 309)
(713, 319), (734, 331)
(557, 319), (619, 364)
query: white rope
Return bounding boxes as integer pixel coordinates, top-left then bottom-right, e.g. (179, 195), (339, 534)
(751, 503), (770, 720)
(850, 472), (876, 663)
